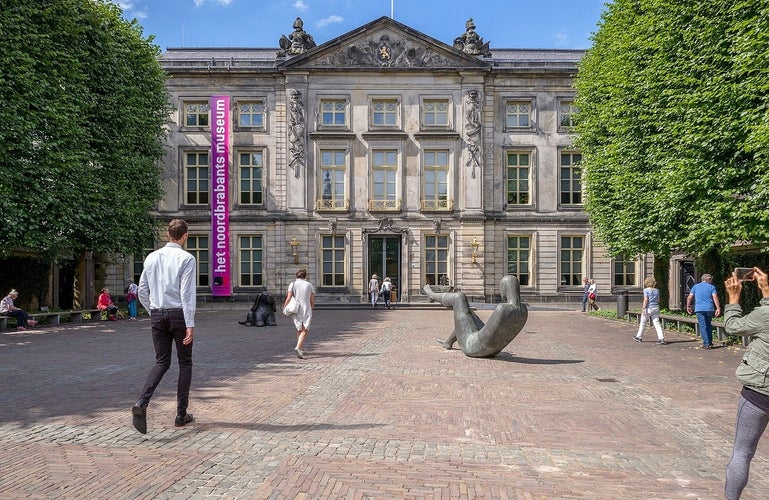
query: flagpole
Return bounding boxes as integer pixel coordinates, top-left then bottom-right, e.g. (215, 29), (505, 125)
(391, 0), (394, 18)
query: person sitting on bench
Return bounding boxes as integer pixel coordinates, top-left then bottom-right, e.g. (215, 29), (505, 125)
(1, 289), (38, 331)
(97, 287), (119, 321)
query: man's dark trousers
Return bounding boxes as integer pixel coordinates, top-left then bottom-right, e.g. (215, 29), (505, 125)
(138, 309), (192, 414)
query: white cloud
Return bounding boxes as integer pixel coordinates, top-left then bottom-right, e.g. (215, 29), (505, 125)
(317, 15), (344, 29)
(553, 31), (568, 48)
(117, 1), (146, 21)
(193, 0), (233, 6)
(293, 0), (308, 11)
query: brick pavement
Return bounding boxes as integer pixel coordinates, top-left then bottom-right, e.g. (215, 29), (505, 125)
(0, 306), (767, 499)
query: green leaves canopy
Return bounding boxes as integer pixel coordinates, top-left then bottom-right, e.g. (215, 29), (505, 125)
(574, 0), (769, 258)
(0, 0), (170, 258)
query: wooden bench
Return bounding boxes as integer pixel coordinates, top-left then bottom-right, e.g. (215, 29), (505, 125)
(69, 309), (104, 323)
(29, 307), (61, 326)
(627, 310), (750, 346)
(1, 308), (106, 329)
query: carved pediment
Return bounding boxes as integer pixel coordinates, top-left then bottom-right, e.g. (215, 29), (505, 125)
(280, 17), (489, 71)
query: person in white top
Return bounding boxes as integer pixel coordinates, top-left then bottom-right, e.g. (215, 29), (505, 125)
(132, 219), (197, 434)
(587, 279), (600, 311)
(368, 274), (380, 308)
(283, 268), (315, 359)
(380, 277), (393, 309)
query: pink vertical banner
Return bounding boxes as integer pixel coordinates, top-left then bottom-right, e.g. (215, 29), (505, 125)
(210, 95), (231, 296)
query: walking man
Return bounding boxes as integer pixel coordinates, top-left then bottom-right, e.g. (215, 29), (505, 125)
(686, 273), (721, 349)
(132, 219), (197, 433)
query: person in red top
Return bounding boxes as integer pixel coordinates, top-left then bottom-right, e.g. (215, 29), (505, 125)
(97, 287), (119, 321)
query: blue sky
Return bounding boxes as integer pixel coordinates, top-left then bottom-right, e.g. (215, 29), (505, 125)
(118, 0), (609, 52)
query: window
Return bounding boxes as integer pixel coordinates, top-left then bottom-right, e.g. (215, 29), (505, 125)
(559, 100), (578, 129)
(318, 149), (347, 210)
(370, 149), (398, 211)
(132, 243), (154, 284)
(321, 235), (346, 286)
(505, 101), (531, 129)
(424, 235), (449, 286)
(184, 101), (209, 127)
(238, 151), (264, 205)
(238, 100), (265, 128)
(507, 235), (531, 286)
(422, 149), (450, 210)
(560, 152), (582, 206)
(506, 151), (531, 205)
(185, 151), (209, 205)
(186, 235), (210, 287)
(422, 98), (449, 127)
(371, 98), (398, 127)
(560, 235), (584, 286)
(239, 235), (263, 287)
(320, 99), (347, 127)
(614, 254), (638, 286)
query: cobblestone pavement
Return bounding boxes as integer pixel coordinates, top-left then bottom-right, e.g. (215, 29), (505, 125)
(0, 306), (767, 499)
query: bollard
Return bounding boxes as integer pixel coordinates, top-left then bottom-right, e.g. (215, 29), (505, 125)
(617, 292), (628, 318)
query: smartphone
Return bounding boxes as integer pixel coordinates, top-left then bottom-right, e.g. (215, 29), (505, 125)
(735, 267), (755, 281)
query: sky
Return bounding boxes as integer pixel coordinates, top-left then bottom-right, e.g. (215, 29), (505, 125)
(118, 0), (609, 52)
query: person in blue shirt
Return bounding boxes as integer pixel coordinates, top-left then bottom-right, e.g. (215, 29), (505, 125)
(686, 273), (722, 349)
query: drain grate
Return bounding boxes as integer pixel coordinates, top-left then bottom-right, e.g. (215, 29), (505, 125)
(596, 378), (619, 383)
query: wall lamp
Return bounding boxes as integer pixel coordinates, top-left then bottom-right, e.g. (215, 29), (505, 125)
(289, 237), (300, 264)
(471, 237), (480, 264)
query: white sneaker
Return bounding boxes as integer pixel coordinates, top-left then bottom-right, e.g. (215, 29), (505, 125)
(294, 348), (304, 359)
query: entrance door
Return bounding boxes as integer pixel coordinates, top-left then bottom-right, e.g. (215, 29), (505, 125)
(368, 236), (401, 300)
(680, 261), (696, 310)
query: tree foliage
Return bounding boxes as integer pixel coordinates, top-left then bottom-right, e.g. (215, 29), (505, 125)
(574, 0), (769, 259)
(0, 0), (169, 258)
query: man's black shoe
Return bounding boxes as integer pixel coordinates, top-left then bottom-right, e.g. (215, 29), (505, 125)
(131, 402), (147, 434)
(175, 413), (194, 427)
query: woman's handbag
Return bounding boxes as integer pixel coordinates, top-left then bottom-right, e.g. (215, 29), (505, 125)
(283, 281), (299, 315)
(283, 296), (299, 316)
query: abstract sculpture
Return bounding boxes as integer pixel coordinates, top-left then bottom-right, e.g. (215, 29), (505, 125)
(239, 291), (277, 327)
(424, 275), (528, 358)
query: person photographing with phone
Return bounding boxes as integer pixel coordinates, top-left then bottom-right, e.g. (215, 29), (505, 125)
(723, 267), (769, 499)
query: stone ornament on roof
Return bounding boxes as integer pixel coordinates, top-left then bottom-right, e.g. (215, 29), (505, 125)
(453, 18), (491, 57)
(308, 33), (469, 68)
(278, 17), (317, 56)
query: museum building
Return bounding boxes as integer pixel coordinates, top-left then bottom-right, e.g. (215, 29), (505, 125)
(132, 16), (654, 305)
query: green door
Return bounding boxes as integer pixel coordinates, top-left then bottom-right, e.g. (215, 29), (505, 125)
(368, 236), (401, 300)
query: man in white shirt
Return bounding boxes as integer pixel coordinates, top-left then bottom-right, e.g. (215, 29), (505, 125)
(132, 219), (197, 434)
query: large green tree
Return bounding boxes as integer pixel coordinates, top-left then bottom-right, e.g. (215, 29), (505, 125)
(574, 0), (769, 259)
(0, 0), (169, 258)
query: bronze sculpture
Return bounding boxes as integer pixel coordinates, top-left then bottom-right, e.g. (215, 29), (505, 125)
(424, 275), (528, 358)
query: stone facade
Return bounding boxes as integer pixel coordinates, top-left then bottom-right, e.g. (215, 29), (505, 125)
(148, 16), (652, 304)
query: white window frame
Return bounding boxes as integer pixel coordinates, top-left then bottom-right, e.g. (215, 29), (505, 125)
(317, 145), (349, 211)
(505, 149), (534, 207)
(235, 98), (266, 130)
(181, 100), (210, 129)
(238, 234), (264, 287)
(183, 150), (210, 206)
(319, 97), (350, 129)
(420, 96), (453, 129)
(506, 234), (533, 287)
(504, 99), (534, 131)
